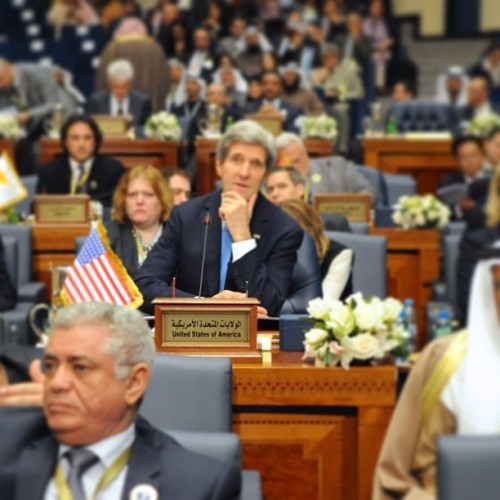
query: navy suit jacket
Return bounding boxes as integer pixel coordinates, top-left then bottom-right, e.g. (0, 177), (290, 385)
(243, 98), (304, 132)
(36, 155), (125, 207)
(0, 408), (240, 500)
(135, 191), (303, 316)
(87, 90), (152, 126)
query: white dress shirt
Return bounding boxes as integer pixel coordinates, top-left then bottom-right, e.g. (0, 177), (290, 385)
(110, 95), (130, 116)
(44, 424), (135, 500)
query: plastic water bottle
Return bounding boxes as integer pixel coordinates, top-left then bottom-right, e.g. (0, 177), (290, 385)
(433, 309), (452, 339)
(386, 115), (398, 136)
(403, 298), (417, 354)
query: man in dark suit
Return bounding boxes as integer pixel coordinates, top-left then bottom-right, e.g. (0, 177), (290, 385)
(0, 302), (240, 499)
(275, 132), (379, 205)
(135, 121), (304, 316)
(265, 166), (352, 232)
(36, 115), (125, 207)
(87, 59), (152, 127)
(438, 135), (488, 220)
(244, 70), (304, 133)
(456, 74), (500, 123)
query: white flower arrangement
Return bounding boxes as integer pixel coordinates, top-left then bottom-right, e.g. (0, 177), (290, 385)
(392, 194), (451, 230)
(144, 111), (181, 140)
(466, 113), (500, 137)
(0, 114), (24, 139)
(300, 114), (337, 140)
(303, 294), (408, 369)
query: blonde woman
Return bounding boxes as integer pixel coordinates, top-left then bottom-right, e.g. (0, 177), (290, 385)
(280, 199), (353, 301)
(106, 165), (173, 275)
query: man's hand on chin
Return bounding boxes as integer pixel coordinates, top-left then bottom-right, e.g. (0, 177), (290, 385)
(219, 191), (257, 242)
(0, 359), (45, 407)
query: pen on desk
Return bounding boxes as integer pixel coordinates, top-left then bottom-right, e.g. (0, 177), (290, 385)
(245, 281), (249, 298)
(172, 277), (176, 298)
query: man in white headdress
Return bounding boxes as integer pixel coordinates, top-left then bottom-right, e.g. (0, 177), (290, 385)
(213, 65), (248, 108)
(435, 66), (469, 108)
(235, 27), (272, 77)
(280, 62), (324, 115)
(165, 59), (187, 112)
(373, 244), (500, 499)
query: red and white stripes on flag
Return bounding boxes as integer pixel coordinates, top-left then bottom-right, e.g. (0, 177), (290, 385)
(61, 222), (143, 308)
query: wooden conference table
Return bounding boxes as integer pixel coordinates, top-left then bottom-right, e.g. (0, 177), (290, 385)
(369, 227), (441, 350)
(233, 352), (397, 500)
(363, 136), (455, 195)
(39, 137), (178, 170)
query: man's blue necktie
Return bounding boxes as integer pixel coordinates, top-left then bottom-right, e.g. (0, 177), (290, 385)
(219, 224), (232, 292)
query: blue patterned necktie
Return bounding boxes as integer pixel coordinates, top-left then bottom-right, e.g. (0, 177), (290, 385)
(219, 224), (232, 292)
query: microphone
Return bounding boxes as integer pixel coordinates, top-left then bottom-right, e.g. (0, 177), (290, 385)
(197, 211), (212, 298)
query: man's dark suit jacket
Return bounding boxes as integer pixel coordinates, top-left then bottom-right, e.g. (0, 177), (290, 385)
(135, 191), (303, 316)
(0, 408), (240, 500)
(87, 90), (152, 126)
(243, 98), (304, 132)
(0, 236), (17, 312)
(36, 155), (126, 207)
(438, 169), (466, 189)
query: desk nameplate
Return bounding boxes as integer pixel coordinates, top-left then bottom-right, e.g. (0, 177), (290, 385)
(153, 298), (261, 362)
(315, 193), (371, 222)
(34, 195), (90, 224)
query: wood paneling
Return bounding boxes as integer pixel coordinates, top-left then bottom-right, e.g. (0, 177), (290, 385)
(39, 138), (179, 170)
(232, 354), (396, 500)
(363, 137), (455, 194)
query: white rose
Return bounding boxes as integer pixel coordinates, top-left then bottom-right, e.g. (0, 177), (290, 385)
(382, 297), (403, 322)
(347, 333), (381, 359)
(415, 214), (425, 227)
(353, 301), (380, 332)
(304, 328), (329, 346)
(325, 303), (356, 337)
(307, 297), (331, 320)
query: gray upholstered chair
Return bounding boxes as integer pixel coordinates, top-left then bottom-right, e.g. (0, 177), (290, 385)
(281, 232), (322, 315)
(326, 231), (387, 297)
(350, 222), (369, 234)
(383, 173), (416, 206)
(0, 224), (46, 303)
(141, 354), (262, 499)
(438, 435), (500, 500)
(0, 236), (38, 344)
(15, 176), (37, 215)
(140, 353), (232, 432)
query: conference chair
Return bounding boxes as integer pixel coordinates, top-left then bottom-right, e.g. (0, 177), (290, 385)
(15, 175), (37, 215)
(141, 353), (232, 432)
(141, 354), (262, 499)
(0, 236), (38, 344)
(438, 435), (500, 500)
(326, 231), (387, 297)
(0, 224), (46, 304)
(383, 173), (416, 206)
(385, 100), (456, 133)
(355, 164), (389, 206)
(281, 232), (322, 314)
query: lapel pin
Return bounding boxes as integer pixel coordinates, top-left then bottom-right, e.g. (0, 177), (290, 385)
(253, 234), (261, 240)
(129, 484), (158, 500)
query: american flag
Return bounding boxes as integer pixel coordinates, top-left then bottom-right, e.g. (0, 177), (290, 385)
(61, 223), (143, 308)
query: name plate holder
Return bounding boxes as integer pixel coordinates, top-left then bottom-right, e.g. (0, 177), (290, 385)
(244, 113), (283, 136)
(34, 194), (90, 224)
(153, 298), (262, 362)
(92, 114), (130, 137)
(314, 193), (372, 222)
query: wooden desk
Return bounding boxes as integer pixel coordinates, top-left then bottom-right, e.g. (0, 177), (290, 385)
(31, 223), (90, 298)
(370, 227), (441, 349)
(195, 138), (334, 195)
(233, 352), (396, 500)
(0, 139), (16, 162)
(363, 137), (455, 195)
(39, 138), (179, 170)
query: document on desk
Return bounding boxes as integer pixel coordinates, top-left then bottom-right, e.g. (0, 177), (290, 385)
(437, 184), (467, 205)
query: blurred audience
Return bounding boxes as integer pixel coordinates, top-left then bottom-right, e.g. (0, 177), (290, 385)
(435, 66), (468, 107)
(163, 168), (192, 205)
(88, 59), (152, 126)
